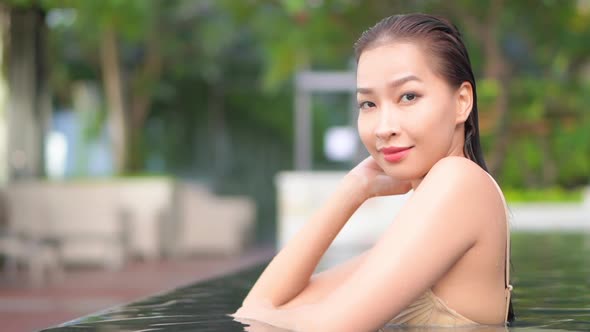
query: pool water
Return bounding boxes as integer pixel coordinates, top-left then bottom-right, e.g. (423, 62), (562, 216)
(507, 232), (590, 331)
(42, 232), (590, 331)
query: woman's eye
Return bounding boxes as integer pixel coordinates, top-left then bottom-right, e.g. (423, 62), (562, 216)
(400, 93), (418, 103)
(358, 101), (376, 110)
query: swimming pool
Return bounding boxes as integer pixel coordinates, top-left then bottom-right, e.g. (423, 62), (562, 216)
(42, 232), (590, 331)
(507, 232), (590, 331)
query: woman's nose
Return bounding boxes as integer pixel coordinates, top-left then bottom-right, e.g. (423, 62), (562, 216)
(375, 108), (399, 140)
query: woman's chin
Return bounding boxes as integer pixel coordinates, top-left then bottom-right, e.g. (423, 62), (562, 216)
(380, 166), (413, 182)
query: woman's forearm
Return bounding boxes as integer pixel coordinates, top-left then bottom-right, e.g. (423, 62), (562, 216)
(242, 174), (368, 307)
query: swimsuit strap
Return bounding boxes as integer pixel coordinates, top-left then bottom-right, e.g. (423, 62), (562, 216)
(485, 172), (513, 322)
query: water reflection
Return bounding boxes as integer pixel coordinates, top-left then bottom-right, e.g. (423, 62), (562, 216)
(42, 232), (590, 331)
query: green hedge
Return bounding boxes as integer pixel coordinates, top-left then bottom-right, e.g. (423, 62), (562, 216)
(503, 188), (584, 203)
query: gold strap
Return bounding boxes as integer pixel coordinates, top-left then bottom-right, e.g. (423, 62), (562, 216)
(486, 173), (512, 322)
(504, 217), (512, 322)
(504, 286), (512, 323)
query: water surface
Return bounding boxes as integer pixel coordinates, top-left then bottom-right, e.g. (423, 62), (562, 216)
(42, 232), (590, 331)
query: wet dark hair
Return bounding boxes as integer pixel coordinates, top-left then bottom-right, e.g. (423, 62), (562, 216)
(354, 13), (515, 325)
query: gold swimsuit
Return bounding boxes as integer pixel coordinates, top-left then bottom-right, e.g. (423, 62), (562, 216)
(384, 173), (513, 328)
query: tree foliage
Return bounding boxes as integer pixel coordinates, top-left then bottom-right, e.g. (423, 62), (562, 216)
(5, 0), (590, 188)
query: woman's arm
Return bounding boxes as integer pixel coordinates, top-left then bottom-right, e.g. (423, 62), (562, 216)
(242, 157), (411, 308)
(242, 173), (368, 307)
(279, 249), (372, 309)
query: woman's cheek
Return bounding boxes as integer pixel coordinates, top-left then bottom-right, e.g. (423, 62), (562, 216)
(357, 117), (375, 152)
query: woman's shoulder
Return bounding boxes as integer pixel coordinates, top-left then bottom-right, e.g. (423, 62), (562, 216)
(419, 156), (504, 218)
(430, 155), (486, 175)
(425, 156), (494, 190)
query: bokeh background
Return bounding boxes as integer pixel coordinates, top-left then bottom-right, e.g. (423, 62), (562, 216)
(0, 0), (589, 331)
(2, 0), (589, 241)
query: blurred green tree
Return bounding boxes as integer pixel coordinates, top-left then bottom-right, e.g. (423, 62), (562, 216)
(2, 1), (589, 225)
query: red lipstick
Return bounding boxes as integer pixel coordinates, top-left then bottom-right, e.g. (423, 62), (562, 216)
(380, 146), (412, 163)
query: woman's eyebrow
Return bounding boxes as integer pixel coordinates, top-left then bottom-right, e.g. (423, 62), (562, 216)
(356, 75), (422, 94)
(388, 74), (422, 88)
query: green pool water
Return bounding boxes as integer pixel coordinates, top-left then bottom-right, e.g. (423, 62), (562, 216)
(508, 232), (590, 331)
(43, 232), (590, 331)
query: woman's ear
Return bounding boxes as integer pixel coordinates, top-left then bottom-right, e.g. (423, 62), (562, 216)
(455, 82), (473, 124)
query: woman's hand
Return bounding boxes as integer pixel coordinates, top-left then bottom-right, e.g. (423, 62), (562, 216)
(233, 317), (288, 332)
(230, 302), (301, 331)
(348, 156), (412, 199)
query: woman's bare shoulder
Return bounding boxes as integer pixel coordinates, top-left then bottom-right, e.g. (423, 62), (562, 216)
(428, 156), (488, 180)
(422, 156), (497, 194)
(417, 156), (505, 226)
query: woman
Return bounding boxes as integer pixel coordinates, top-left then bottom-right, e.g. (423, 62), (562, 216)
(231, 13), (515, 331)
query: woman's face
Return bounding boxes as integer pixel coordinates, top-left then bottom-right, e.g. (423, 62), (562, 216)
(356, 42), (471, 184)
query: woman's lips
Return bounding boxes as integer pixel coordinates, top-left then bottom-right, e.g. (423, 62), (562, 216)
(380, 146), (413, 163)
